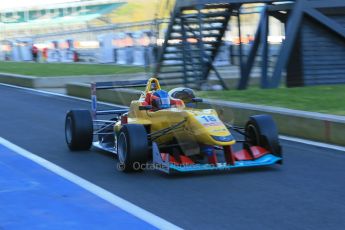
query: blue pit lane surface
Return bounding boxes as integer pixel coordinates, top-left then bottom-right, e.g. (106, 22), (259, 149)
(0, 143), (156, 229)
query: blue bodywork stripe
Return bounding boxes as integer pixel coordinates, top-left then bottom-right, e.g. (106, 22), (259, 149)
(169, 154), (281, 172)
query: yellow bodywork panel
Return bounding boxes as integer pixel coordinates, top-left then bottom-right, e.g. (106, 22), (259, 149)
(123, 103), (235, 146)
(114, 78), (236, 147)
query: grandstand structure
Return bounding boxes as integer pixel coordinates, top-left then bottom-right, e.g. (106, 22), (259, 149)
(0, 0), (127, 41)
(1, 0), (278, 64)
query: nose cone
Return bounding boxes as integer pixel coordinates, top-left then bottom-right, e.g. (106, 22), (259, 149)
(188, 110), (235, 146)
(211, 134), (235, 142)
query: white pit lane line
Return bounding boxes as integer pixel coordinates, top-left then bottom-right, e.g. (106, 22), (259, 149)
(279, 135), (345, 152)
(1, 83), (345, 153)
(0, 137), (182, 230)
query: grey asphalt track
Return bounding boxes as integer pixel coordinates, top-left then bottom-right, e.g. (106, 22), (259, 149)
(1, 84), (345, 230)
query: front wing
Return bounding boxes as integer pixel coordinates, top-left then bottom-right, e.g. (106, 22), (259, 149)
(92, 141), (281, 174)
(152, 142), (281, 173)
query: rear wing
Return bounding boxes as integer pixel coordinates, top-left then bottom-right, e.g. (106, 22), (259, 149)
(91, 80), (147, 119)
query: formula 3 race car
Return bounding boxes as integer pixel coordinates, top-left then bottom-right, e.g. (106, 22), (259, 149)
(65, 78), (282, 173)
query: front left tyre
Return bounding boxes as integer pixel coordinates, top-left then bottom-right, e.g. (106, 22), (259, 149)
(65, 110), (93, 151)
(117, 124), (149, 172)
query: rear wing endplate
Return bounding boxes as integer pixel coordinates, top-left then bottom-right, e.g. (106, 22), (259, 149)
(91, 80), (147, 119)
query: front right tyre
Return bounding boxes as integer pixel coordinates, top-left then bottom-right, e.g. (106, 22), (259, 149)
(244, 114), (282, 159)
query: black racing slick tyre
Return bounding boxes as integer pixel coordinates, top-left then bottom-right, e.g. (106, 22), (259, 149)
(65, 110), (93, 151)
(117, 124), (149, 172)
(244, 114), (282, 158)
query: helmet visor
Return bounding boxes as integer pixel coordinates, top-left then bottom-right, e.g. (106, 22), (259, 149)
(160, 97), (170, 109)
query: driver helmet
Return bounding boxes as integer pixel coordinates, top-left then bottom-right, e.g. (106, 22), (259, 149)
(168, 87), (196, 104)
(151, 90), (171, 110)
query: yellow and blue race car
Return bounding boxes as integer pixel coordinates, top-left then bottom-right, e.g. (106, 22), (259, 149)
(65, 78), (282, 173)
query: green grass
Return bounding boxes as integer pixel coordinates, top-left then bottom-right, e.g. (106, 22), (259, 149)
(1, 61), (343, 116)
(0, 62), (145, 76)
(197, 85), (345, 116)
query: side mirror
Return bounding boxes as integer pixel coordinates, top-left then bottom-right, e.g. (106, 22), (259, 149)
(192, 98), (203, 103)
(139, 105), (152, 111)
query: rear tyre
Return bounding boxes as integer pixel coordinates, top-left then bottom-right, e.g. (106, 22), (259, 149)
(117, 124), (148, 172)
(244, 115), (282, 159)
(65, 110), (93, 151)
